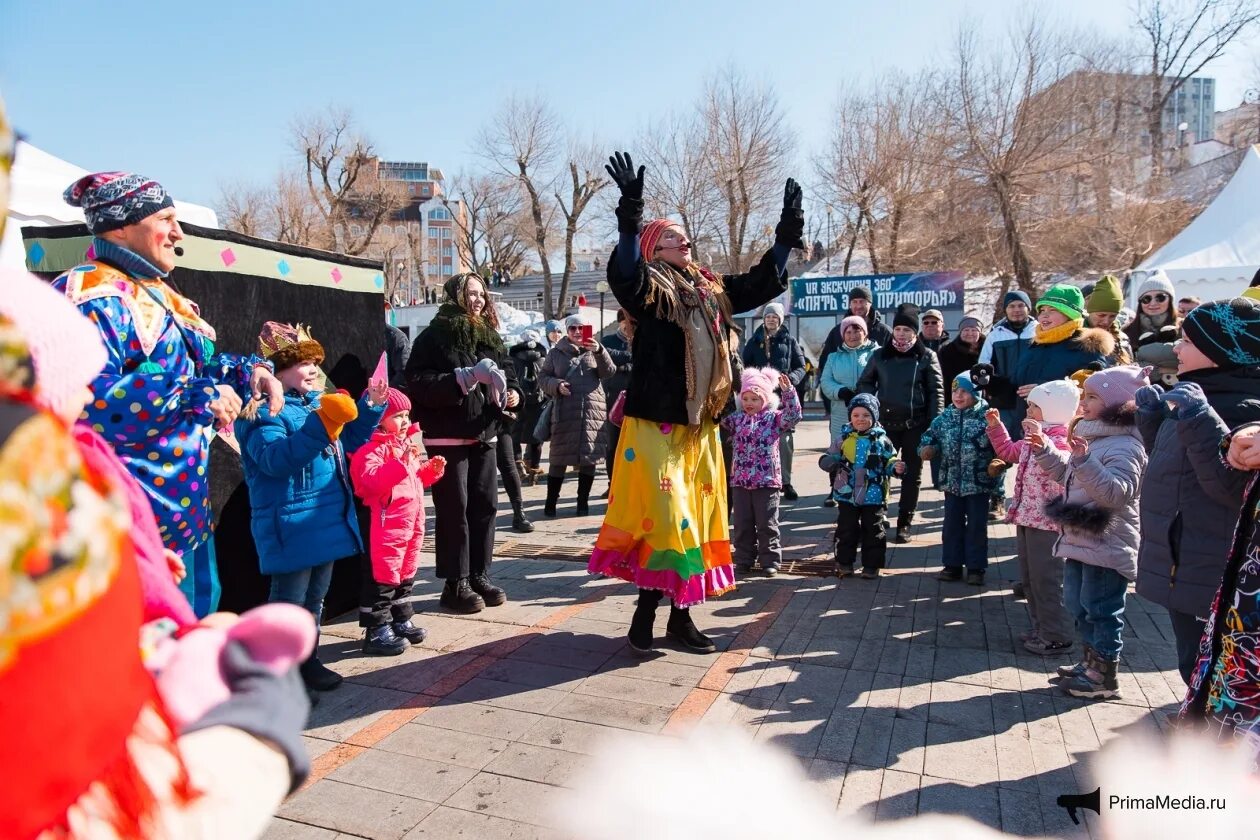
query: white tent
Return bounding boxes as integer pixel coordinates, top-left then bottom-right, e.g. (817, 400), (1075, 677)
(1132, 144), (1260, 304)
(1, 140), (219, 271)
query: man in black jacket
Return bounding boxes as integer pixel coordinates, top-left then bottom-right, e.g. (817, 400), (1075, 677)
(819, 286), (892, 415)
(857, 303), (944, 542)
(743, 302), (806, 499)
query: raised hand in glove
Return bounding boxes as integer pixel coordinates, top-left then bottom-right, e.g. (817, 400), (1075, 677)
(1164, 382), (1209, 420)
(315, 392), (358, 442)
(606, 151), (645, 234)
(184, 641), (312, 793)
(1134, 383), (1165, 412)
(774, 177), (805, 250)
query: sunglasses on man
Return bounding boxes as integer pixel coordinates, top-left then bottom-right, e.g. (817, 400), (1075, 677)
(1139, 293), (1170, 305)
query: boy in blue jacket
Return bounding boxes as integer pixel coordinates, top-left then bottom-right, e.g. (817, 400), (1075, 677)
(235, 322), (385, 695)
(919, 372), (1000, 585)
(818, 394), (904, 579)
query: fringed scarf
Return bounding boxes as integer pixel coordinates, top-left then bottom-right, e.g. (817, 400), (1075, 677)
(641, 259), (734, 426)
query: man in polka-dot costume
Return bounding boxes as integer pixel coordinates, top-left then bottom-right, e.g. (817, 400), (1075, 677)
(53, 171), (285, 616)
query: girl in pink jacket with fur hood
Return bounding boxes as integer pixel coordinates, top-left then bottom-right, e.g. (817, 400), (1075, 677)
(985, 378), (1078, 656)
(350, 388), (445, 656)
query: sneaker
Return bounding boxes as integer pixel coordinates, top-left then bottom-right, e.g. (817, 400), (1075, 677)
(966, 571), (985, 586)
(1062, 657), (1121, 699)
(781, 485), (799, 502)
(299, 657), (343, 692)
(936, 567), (963, 582)
(823, 497), (837, 508)
(764, 565), (779, 577)
(469, 572), (507, 607)
(860, 568), (879, 579)
(1024, 637), (1073, 655)
(440, 578), (486, 614)
(363, 624), (409, 656)
(391, 619), (428, 645)
(836, 564), (855, 578)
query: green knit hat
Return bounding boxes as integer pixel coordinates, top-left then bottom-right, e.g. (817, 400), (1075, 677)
(1086, 275), (1124, 315)
(1036, 284), (1086, 321)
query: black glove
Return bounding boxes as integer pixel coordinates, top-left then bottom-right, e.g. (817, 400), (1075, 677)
(774, 178), (805, 250)
(606, 151), (645, 235)
(184, 641), (312, 793)
(837, 387), (855, 404)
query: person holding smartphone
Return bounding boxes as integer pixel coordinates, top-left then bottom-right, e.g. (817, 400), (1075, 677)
(539, 313), (617, 516)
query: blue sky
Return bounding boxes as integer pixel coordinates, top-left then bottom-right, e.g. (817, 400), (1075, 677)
(3, 1), (1255, 212)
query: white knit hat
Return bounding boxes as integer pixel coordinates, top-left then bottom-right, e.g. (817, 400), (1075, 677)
(1026, 379), (1080, 427)
(1136, 271), (1175, 300)
(762, 302), (785, 321)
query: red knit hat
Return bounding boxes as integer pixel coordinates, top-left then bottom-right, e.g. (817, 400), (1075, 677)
(640, 219), (678, 263)
(383, 386), (411, 419)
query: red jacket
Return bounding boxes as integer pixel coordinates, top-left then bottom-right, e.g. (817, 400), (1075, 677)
(349, 426), (443, 585)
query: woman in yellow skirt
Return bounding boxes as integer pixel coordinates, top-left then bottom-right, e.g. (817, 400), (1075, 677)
(590, 151), (804, 654)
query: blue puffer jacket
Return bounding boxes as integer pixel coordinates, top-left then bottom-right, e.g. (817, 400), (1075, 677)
(818, 424), (900, 507)
(978, 319), (1036, 409)
(919, 398), (999, 497)
(235, 391), (384, 574)
(819, 340), (879, 440)
(985, 328), (1113, 430)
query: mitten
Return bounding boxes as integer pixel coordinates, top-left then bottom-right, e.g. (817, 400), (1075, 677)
(919, 445), (937, 461)
(1134, 383), (1166, 412)
(184, 641), (312, 793)
(454, 366), (477, 394)
(315, 393), (358, 442)
(473, 359), (508, 407)
(836, 387), (855, 404)
(1164, 382), (1210, 420)
(419, 455), (446, 488)
(987, 458), (1009, 478)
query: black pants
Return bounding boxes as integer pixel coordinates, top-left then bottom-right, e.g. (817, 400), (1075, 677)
(885, 422), (928, 525)
(605, 422), (622, 479)
(518, 439), (542, 469)
(359, 560), (416, 628)
(496, 433), (523, 508)
(428, 443), (497, 581)
(835, 504), (887, 570)
(548, 463), (596, 478)
(1167, 608), (1207, 686)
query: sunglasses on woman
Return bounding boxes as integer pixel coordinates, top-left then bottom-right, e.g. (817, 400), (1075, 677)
(1140, 293), (1170, 304)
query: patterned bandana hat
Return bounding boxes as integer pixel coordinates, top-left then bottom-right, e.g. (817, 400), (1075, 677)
(639, 219), (677, 263)
(63, 171), (175, 234)
(1180, 297), (1260, 370)
(257, 321), (324, 372)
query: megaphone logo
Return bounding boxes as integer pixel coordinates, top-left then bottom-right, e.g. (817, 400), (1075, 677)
(1056, 787), (1101, 825)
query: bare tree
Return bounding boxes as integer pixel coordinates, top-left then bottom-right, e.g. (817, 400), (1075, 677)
(477, 94), (564, 317)
(442, 171), (529, 275)
(636, 111), (722, 253)
(1135, 0), (1260, 177)
(554, 139), (609, 315)
(291, 106), (407, 255)
(218, 171), (321, 246)
(701, 66), (795, 273)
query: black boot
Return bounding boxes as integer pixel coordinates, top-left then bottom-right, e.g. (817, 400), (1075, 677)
(363, 623), (409, 656)
(628, 589), (663, 655)
(299, 653), (343, 691)
(391, 619), (428, 644)
(666, 605), (717, 653)
(575, 472), (595, 516)
(470, 572), (507, 606)
(440, 577), (486, 613)
(544, 474), (564, 517)
(512, 503), (535, 533)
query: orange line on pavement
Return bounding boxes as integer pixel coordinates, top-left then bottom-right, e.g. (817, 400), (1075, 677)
(666, 585), (796, 732)
(299, 590), (606, 791)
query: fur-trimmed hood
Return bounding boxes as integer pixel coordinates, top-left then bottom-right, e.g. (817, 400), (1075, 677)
(1074, 327), (1116, 358)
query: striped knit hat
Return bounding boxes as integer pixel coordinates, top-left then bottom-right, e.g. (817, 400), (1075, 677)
(640, 219), (678, 263)
(63, 172), (174, 234)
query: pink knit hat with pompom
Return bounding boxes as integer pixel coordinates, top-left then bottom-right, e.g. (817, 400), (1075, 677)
(739, 366), (780, 412)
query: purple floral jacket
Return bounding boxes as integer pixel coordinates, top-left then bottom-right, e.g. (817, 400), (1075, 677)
(721, 387), (801, 490)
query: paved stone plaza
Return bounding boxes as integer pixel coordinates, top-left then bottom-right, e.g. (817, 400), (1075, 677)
(266, 419), (1185, 839)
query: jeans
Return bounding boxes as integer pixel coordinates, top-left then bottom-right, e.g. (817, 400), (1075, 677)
(1166, 608), (1207, 686)
(269, 560), (336, 624)
(942, 492), (989, 571)
(1062, 559), (1128, 659)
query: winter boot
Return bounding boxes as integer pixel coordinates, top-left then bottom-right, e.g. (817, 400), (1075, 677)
(1062, 653), (1121, 699)
(512, 503), (535, 533)
(666, 605), (717, 653)
(363, 623), (409, 656)
(299, 653), (343, 692)
(575, 472), (595, 517)
(469, 572), (507, 607)
(440, 577), (486, 614)
(628, 589), (663, 656)
(391, 619), (428, 645)
(544, 474), (564, 517)
(895, 520), (913, 544)
(1056, 645), (1095, 679)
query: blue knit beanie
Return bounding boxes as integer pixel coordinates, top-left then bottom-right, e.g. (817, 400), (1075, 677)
(1003, 290), (1032, 310)
(848, 392), (880, 422)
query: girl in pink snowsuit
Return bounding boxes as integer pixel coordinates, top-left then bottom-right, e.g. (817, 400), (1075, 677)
(350, 388), (445, 655)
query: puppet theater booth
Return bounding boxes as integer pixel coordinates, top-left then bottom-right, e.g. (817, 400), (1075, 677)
(23, 222), (387, 619)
